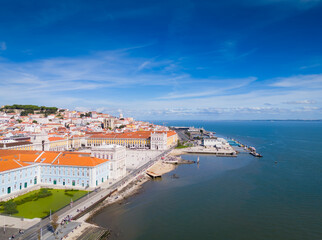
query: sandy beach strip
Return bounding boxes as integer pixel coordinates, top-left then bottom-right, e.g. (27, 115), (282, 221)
(147, 161), (176, 176)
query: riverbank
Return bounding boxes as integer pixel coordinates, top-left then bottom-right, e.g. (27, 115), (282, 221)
(67, 158), (178, 239)
(65, 175), (150, 239)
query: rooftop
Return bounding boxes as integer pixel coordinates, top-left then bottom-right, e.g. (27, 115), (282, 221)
(0, 149), (108, 172)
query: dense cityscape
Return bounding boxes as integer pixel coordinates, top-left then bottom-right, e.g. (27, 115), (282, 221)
(0, 104), (180, 239)
(1, 0), (321, 239)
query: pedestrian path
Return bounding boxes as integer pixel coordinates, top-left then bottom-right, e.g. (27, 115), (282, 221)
(0, 215), (40, 230)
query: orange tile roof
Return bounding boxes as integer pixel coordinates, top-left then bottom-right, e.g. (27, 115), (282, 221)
(0, 157), (30, 172)
(48, 137), (66, 141)
(0, 150), (106, 171)
(53, 154), (107, 167)
(89, 131), (151, 139)
(35, 152), (60, 164)
(167, 130), (177, 137)
(0, 150), (40, 157)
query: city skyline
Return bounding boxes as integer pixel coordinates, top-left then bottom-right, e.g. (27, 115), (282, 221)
(1, 0), (322, 120)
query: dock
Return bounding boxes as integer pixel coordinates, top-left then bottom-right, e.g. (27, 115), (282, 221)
(146, 171), (162, 178)
(230, 138), (263, 157)
(179, 146), (237, 156)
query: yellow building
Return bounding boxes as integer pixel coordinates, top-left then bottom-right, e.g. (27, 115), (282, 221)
(87, 130), (178, 149)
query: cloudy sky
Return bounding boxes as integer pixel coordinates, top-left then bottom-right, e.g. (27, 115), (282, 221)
(0, 0), (322, 120)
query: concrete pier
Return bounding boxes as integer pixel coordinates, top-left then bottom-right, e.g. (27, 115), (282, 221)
(171, 146), (237, 156)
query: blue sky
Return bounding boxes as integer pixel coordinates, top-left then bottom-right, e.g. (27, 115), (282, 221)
(0, 0), (322, 120)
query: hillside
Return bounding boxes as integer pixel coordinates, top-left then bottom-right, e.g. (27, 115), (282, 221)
(0, 104), (58, 116)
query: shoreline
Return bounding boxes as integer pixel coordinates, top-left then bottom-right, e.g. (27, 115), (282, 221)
(66, 158), (178, 239)
(64, 142), (239, 239)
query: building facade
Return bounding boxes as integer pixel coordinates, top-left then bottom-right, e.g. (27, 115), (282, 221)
(103, 117), (115, 130)
(202, 137), (229, 148)
(91, 144), (126, 180)
(0, 149), (113, 199)
(150, 132), (167, 150)
(0, 161), (40, 196)
(87, 130), (178, 150)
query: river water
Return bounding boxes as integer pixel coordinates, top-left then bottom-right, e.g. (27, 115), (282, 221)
(91, 121), (322, 240)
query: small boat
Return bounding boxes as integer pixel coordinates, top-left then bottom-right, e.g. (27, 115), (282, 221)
(197, 156), (200, 163)
(250, 152), (263, 157)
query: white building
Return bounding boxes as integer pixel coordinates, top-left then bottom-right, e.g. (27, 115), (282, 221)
(150, 132), (167, 150)
(202, 137), (230, 149)
(91, 144), (126, 180)
(0, 159), (40, 196)
(0, 149), (113, 199)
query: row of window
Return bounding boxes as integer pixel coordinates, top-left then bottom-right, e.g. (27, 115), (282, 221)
(1, 169), (37, 183)
(1, 177), (36, 194)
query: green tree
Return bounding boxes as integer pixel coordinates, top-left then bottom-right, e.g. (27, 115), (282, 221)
(51, 213), (59, 234)
(32, 120), (38, 124)
(4, 200), (18, 214)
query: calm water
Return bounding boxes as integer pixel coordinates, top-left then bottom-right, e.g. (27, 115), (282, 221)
(92, 121), (322, 240)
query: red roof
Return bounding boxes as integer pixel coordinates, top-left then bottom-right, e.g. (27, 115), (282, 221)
(0, 150), (108, 171)
(48, 137), (66, 141)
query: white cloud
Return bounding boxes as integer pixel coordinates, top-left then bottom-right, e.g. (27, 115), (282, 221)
(284, 100), (316, 104)
(270, 74), (322, 88)
(300, 63), (321, 70)
(0, 48), (321, 119)
(75, 106), (89, 112)
(0, 42), (6, 51)
(137, 61), (151, 71)
(158, 77), (257, 99)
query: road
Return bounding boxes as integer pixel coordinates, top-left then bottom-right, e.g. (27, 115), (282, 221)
(175, 130), (190, 141)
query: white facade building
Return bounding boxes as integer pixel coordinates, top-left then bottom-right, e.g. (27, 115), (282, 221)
(91, 144), (126, 180)
(202, 137), (230, 149)
(0, 161), (40, 197)
(150, 132), (167, 150)
(0, 149), (113, 199)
